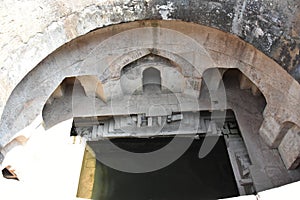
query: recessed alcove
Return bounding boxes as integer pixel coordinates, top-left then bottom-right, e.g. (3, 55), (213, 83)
(142, 67), (162, 93)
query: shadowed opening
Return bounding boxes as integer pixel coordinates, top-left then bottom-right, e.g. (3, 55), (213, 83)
(143, 67), (162, 93)
(91, 137), (239, 200)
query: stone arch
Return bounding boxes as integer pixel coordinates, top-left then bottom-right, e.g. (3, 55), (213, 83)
(221, 68), (267, 113)
(222, 68), (264, 97)
(199, 68), (226, 108)
(0, 20), (299, 153)
(109, 49), (199, 80)
(41, 75), (107, 129)
(119, 54), (187, 96)
(0, 23), (216, 148)
(1, 2), (299, 131)
(200, 67), (267, 113)
(264, 121), (297, 149)
(201, 68), (227, 91)
(207, 64), (271, 106)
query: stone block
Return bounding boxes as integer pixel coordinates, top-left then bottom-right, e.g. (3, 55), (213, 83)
(157, 116), (162, 126)
(259, 116), (282, 148)
(278, 127), (300, 170)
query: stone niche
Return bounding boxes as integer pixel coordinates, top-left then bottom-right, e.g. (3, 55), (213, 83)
(119, 55), (186, 96)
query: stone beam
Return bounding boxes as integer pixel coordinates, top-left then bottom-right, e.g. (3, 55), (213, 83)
(278, 126), (300, 170)
(203, 69), (222, 91)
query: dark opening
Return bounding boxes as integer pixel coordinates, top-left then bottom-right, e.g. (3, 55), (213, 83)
(2, 166), (19, 181)
(91, 137), (239, 200)
(221, 69), (267, 113)
(142, 67), (161, 93)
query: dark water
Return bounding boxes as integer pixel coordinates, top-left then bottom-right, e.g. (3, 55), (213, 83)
(92, 137), (238, 200)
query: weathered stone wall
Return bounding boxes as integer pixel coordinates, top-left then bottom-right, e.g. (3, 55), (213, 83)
(1, 0), (300, 161)
(1, 0), (300, 119)
(0, 19), (298, 157)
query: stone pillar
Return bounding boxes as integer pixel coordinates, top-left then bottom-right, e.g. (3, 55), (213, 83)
(148, 117), (153, 127)
(202, 68), (225, 108)
(137, 114), (142, 128)
(278, 126), (300, 169)
(203, 68), (222, 91)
